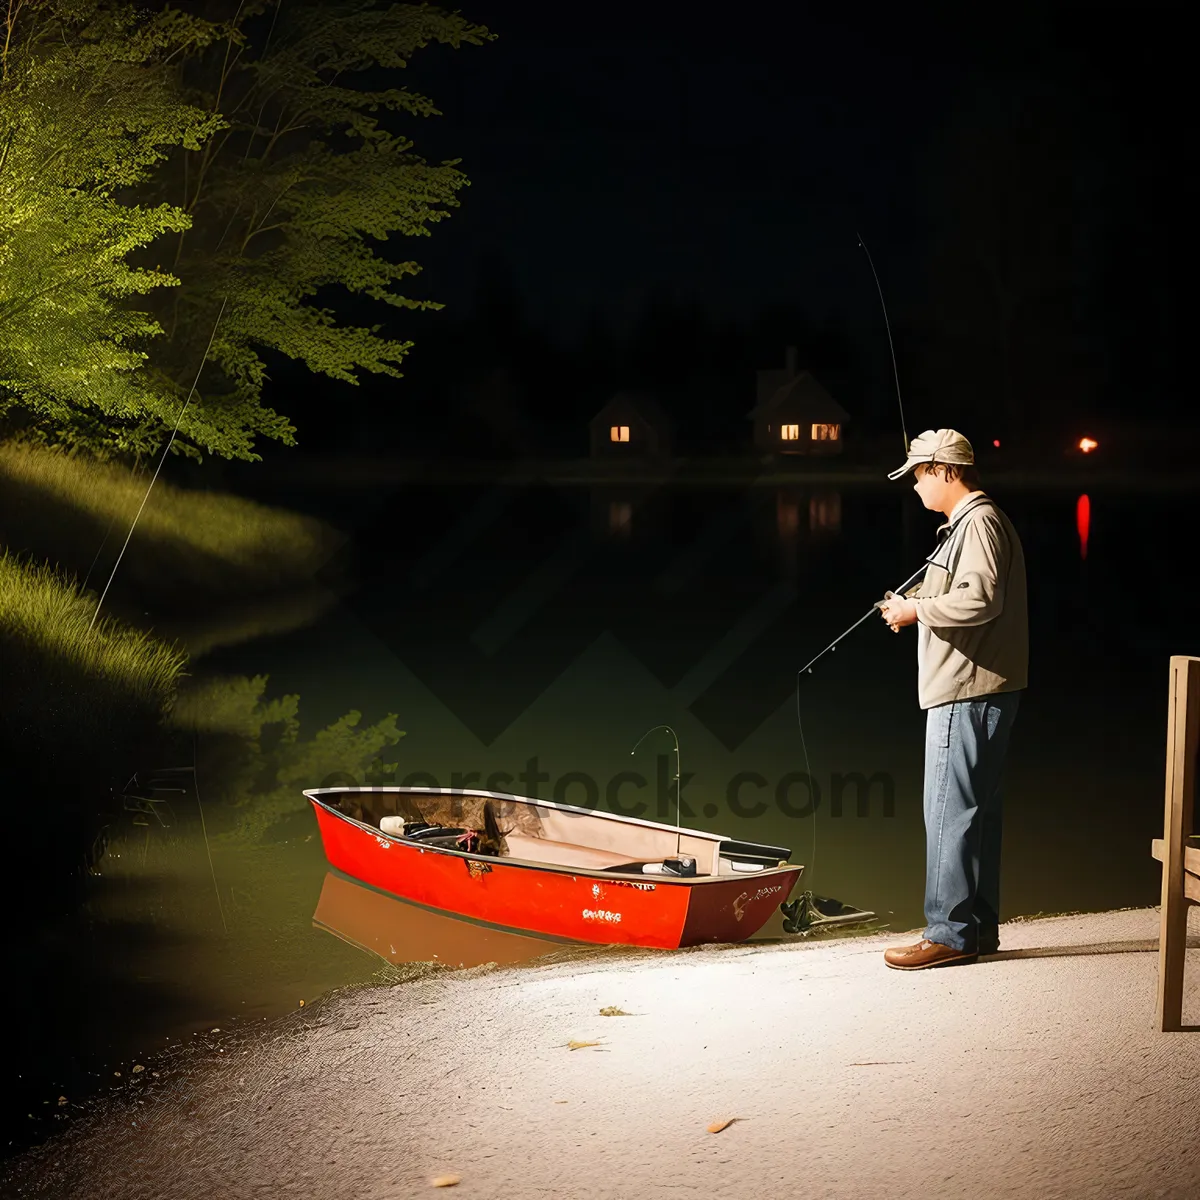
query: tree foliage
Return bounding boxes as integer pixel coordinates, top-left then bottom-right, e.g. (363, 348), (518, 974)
(0, 0), (226, 457)
(0, 0), (493, 461)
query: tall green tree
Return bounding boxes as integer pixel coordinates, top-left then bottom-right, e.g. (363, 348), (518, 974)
(143, 0), (495, 461)
(1, 0), (493, 461)
(0, 0), (226, 458)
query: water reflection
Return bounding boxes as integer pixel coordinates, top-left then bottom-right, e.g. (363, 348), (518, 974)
(589, 485), (659, 542)
(1076, 494), (1090, 561)
(769, 488), (842, 576)
(312, 870), (558, 969)
(773, 488), (842, 541)
(609, 500), (632, 538)
(155, 583), (339, 658)
(809, 491), (842, 534)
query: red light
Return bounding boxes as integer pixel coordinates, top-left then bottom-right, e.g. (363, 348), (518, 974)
(1076, 493), (1090, 561)
(1079, 437), (1098, 453)
(992, 439), (1000, 448)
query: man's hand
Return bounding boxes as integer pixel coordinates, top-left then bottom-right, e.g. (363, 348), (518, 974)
(878, 595), (918, 632)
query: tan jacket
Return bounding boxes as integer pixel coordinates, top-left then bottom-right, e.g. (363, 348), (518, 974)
(904, 492), (1028, 710)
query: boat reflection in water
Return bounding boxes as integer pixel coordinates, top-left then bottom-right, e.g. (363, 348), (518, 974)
(312, 869), (561, 970)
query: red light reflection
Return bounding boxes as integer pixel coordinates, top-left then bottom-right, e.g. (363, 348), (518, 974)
(1076, 494), (1090, 560)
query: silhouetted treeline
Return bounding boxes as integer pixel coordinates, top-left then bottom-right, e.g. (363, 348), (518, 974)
(269, 256), (872, 460)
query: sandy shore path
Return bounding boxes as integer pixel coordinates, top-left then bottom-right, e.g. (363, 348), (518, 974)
(5, 906), (1199, 1200)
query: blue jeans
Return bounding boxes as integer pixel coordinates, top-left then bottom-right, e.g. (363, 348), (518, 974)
(923, 691), (1021, 952)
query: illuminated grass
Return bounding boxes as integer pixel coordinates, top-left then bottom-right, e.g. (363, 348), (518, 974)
(0, 441), (341, 591)
(0, 550), (186, 713)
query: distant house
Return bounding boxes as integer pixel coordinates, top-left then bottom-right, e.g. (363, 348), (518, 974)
(589, 392), (674, 460)
(750, 348), (849, 456)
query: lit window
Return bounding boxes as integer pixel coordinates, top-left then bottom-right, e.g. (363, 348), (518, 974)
(811, 423), (840, 441)
(780, 424), (799, 440)
(610, 425), (629, 443)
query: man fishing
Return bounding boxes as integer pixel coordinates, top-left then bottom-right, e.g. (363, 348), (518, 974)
(876, 429), (1028, 969)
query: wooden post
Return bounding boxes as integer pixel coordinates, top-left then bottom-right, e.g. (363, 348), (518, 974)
(1156, 655), (1200, 1031)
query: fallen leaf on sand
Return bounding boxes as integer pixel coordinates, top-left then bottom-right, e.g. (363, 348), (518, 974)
(566, 1040), (604, 1051)
(430, 1174), (460, 1187)
(599, 1006), (634, 1016)
(707, 1118), (738, 1134)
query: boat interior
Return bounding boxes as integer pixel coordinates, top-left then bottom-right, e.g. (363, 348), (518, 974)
(318, 788), (793, 879)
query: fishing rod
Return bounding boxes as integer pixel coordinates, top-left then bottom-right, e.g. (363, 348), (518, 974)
(796, 562), (929, 678)
(796, 491), (994, 680)
(783, 235), (913, 933)
(630, 724), (682, 856)
(796, 234), (918, 680)
(857, 231), (909, 455)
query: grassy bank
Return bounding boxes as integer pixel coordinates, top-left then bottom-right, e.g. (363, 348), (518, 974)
(0, 551), (189, 915)
(0, 442), (345, 611)
(0, 551), (186, 714)
(0, 437), (340, 858)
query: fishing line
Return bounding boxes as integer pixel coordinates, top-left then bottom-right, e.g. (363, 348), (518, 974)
(794, 673), (819, 901)
(856, 232), (909, 454)
(89, 297), (228, 630)
(194, 730), (228, 934)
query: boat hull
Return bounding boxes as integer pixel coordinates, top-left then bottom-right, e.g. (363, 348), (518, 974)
(310, 799), (802, 949)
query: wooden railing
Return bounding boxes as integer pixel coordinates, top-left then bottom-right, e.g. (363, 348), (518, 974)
(1150, 655), (1200, 1032)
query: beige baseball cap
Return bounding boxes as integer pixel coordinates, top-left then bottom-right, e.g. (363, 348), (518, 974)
(887, 428), (974, 480)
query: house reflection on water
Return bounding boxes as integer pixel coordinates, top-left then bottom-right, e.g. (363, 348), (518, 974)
(808, 492), (842, 533)
(589, 485), (660, 542)
(608, 499), (633, 539)
(775, 489), (842, 538)
(769, 488), (842, 577)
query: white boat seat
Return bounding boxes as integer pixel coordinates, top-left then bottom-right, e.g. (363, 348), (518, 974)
(502, 832), (655, 871)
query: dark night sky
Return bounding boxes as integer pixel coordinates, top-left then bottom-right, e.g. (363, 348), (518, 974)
(275, 2), (1196, 446)
(409, 4), (980, 334)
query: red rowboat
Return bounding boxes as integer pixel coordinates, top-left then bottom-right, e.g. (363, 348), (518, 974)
(306, 786), (804, 949)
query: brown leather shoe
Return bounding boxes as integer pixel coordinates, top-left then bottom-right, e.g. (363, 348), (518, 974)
(884, 939), (978, 970)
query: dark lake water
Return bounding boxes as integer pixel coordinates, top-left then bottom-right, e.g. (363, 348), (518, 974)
(7, 475), (1197, 1152)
